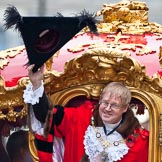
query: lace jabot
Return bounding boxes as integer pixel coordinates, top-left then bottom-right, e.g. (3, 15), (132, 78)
(84, 125), (129, 162)
(23, 81), (44, 105)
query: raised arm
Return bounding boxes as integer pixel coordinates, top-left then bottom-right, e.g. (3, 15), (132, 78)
(23, 64), (49, 123)
(28, 64), (44, 91)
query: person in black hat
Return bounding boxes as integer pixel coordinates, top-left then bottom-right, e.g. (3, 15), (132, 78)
(22, 64), (149, 162)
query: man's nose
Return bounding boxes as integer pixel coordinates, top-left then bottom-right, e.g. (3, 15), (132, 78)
(105, 103), (111, 111)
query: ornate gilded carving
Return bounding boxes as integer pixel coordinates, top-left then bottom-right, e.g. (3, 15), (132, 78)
(93, 21), (162, 35)
(159, 114), (162, 146)
(28, 131), (39, 162)
(0, 76), (29, 121)
(0, 90), (27, 121)
(0, 76), (5, 94)
(0, 105), (27, 122)
(0, 46), (27, 121)
(96, 0), (148, 23)
(83, 1), (162, 35)
(5, 105), (27, 122)
(68, 32), (156, 56)
(45, 51), (60, 71)
(159, 46), (162, 68)
(0, 46), (25, 69)
(37, 48), (162, 99)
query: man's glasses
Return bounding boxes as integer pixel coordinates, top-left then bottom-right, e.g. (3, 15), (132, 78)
(99, 101), (121, 110)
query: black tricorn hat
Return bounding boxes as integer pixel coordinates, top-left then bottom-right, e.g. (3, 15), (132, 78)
(3, 6), (98, 72)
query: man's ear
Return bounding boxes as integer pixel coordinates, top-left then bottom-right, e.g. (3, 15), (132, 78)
(123, 104), (129, 113)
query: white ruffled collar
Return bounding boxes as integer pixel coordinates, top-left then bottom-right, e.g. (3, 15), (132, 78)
(84, 125), (129, 162)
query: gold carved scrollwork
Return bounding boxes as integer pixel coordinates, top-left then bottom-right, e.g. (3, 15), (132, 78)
(96, 0), (148, 23)
(0, 91), (27, 121)
(0, 76), (6, 94)
(159, 46), (162, 68)
(159, 114), (162, 162)
(5, 105), (27, 122)
(42, 48), (162, 98)
(83, 1), (162, 35)
(0, 76), (29, 121)
(28, 131), (39, 162)
(0, 45), (28, 121)
(0, 104), (27, 122)
(159, 114), (162, 146)
(0, 46), (25, 69)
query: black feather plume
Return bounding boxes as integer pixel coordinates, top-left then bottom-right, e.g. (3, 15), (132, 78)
(3, 5), (22, 31)
(78, 10), (98, 35)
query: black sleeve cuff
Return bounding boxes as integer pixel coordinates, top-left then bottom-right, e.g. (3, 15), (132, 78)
(32, 92), (49, 123)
